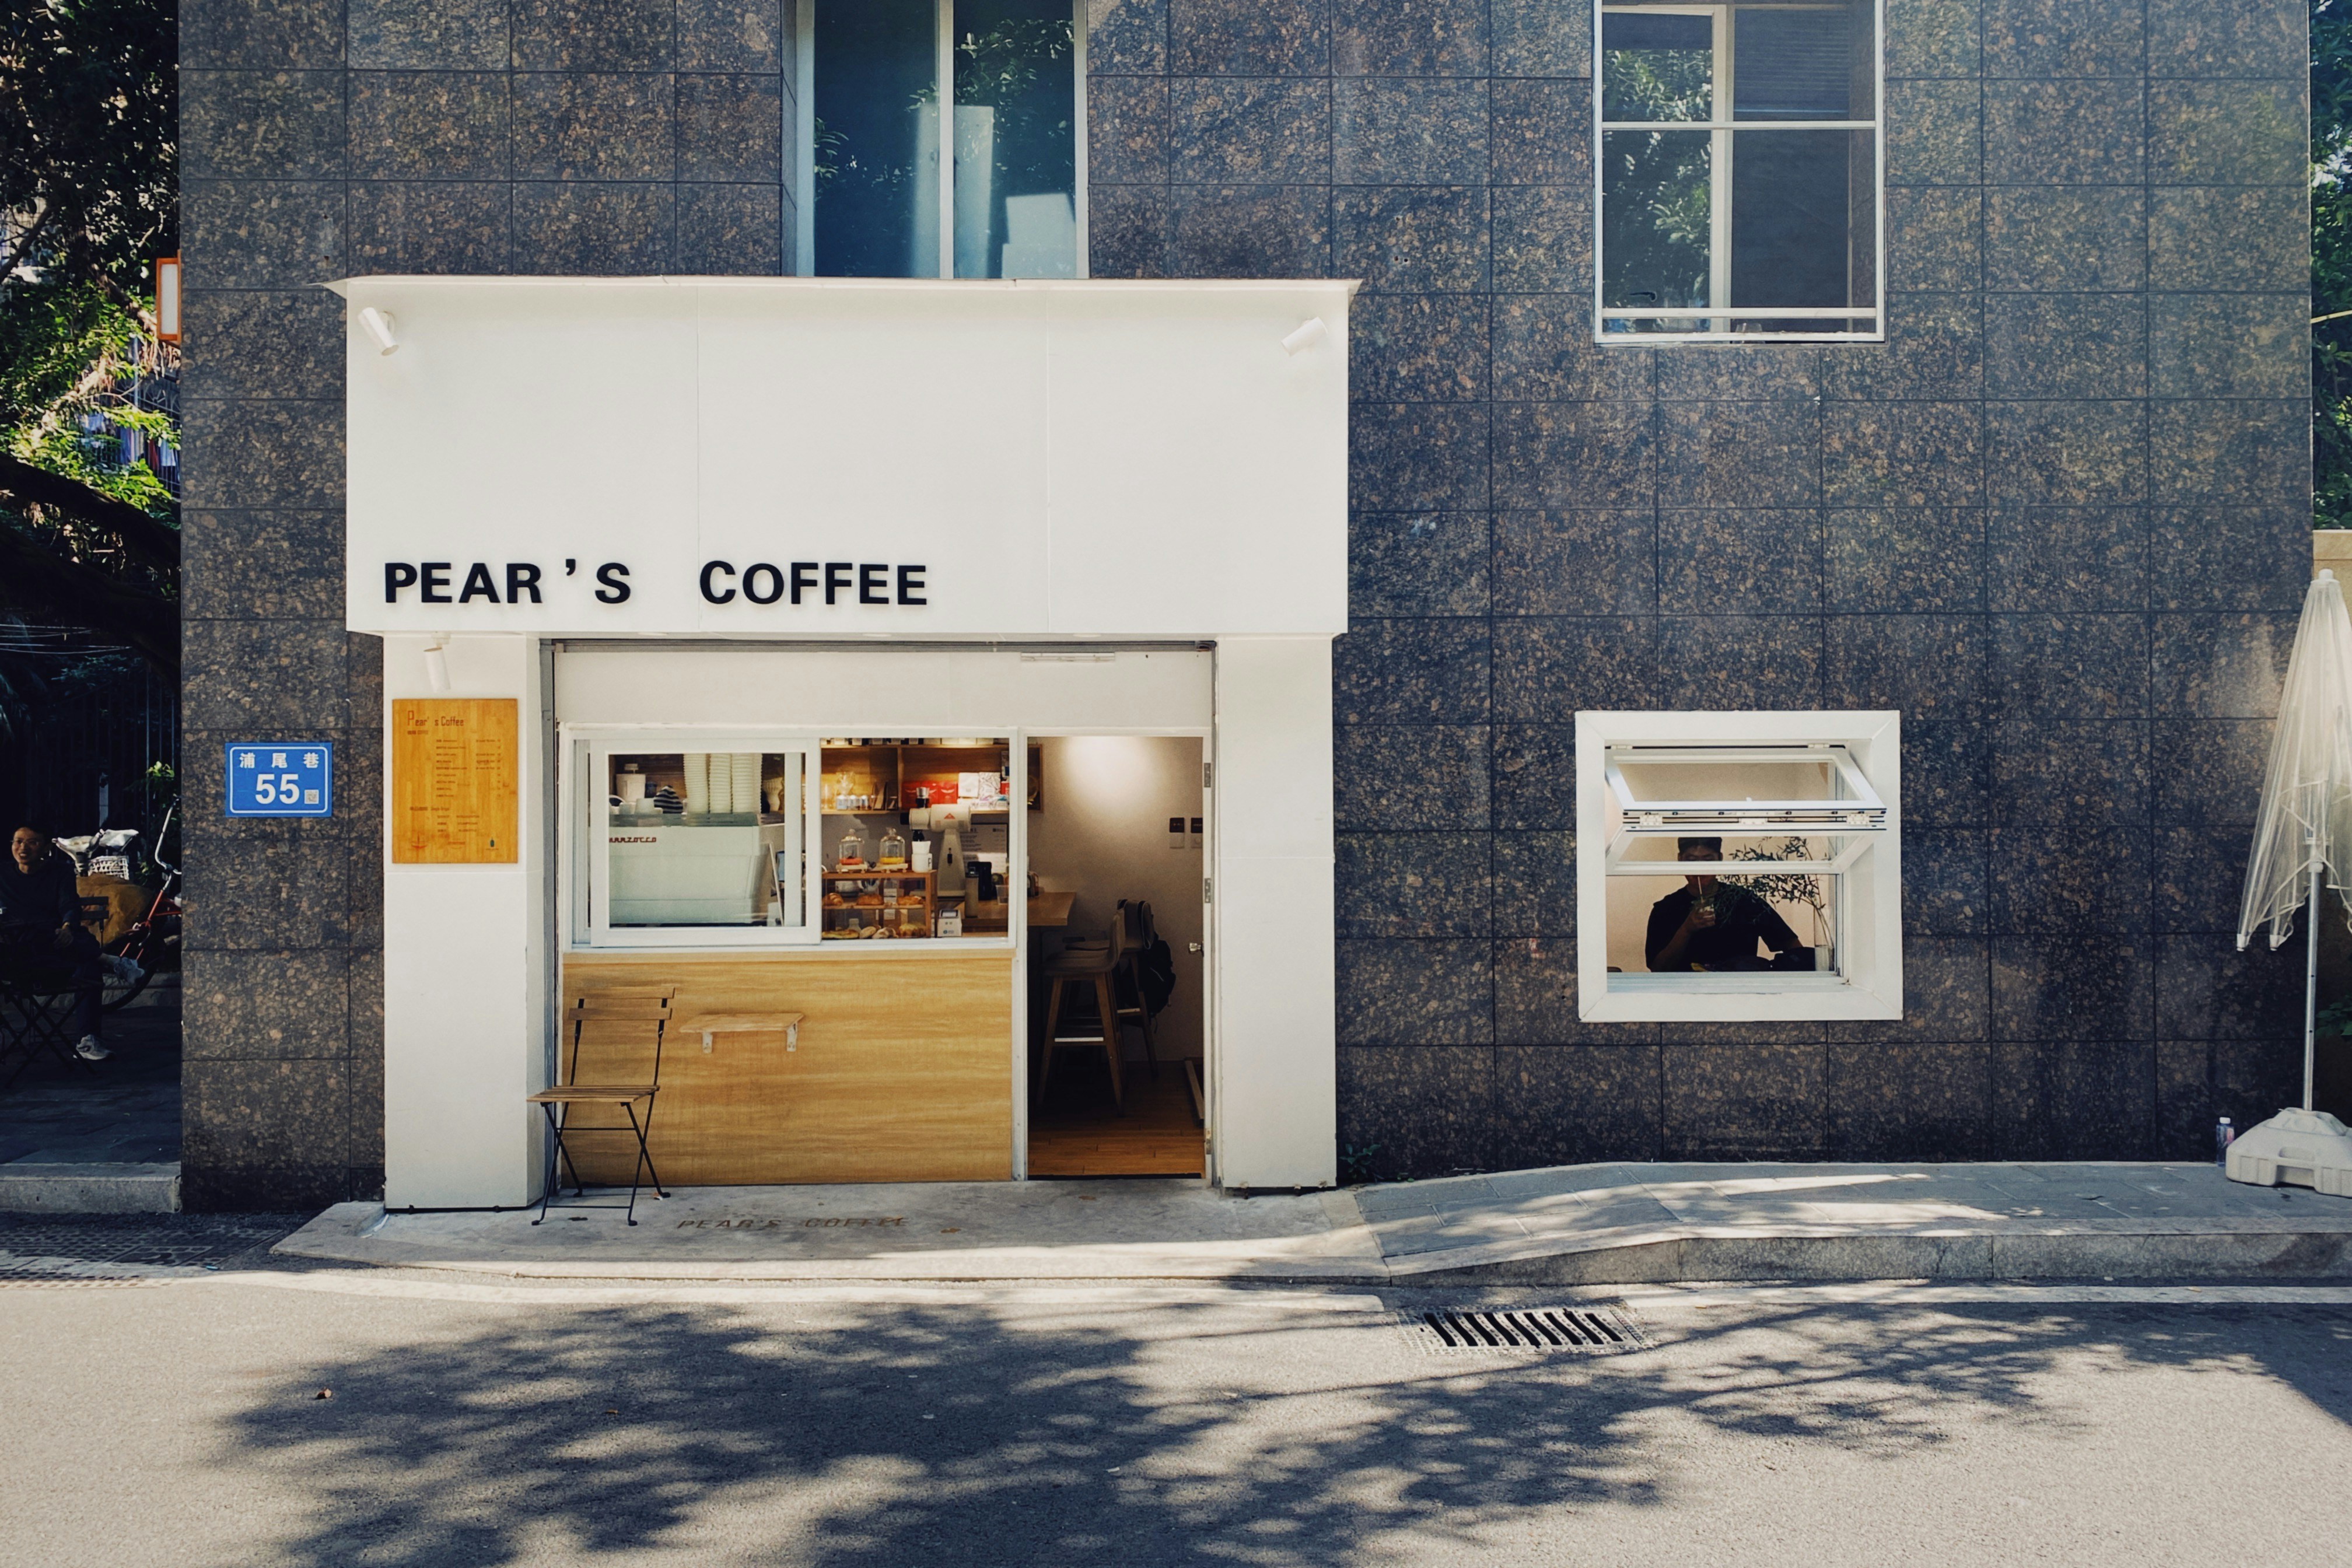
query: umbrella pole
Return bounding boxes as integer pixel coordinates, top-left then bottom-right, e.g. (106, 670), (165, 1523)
(2309, 855), (2322, 1114)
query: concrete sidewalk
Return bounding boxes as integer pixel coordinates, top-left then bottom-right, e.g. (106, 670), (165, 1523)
(274, 1160), (2352, 1284)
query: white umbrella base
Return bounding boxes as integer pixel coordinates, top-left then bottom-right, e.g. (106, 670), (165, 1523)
(2225, 1108), (2352, 1196)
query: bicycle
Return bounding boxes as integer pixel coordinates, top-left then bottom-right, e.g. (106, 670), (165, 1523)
(95, 799), (181, 1012)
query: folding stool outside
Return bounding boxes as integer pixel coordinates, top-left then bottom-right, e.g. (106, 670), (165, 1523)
(0, 948), (96, 1094)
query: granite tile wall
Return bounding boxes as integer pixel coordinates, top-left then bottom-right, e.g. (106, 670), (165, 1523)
(183, 0), (2312, 1201)
(179, 0), (794, 1208)
(1088, 0), (2314, 1177)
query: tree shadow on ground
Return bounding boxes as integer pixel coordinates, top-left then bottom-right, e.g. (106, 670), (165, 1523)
(223, 1288), (2352, 1566)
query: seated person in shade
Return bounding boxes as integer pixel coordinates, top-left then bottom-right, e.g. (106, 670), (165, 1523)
(1645, 836), (1806, 974)
(0, 824), (108, 1060)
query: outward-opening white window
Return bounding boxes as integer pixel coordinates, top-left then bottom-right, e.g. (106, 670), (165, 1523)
(1576, 712), (1902, 1022)
(797, 0), (1086, 279)
(1595, 1), (1884, 341)
(570, 733), (823, 949)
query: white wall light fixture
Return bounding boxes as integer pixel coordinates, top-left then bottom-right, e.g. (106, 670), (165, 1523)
(1280, 317), (1327, 355)
(422, 639), (450, 692)
(359, 306), (400, 355)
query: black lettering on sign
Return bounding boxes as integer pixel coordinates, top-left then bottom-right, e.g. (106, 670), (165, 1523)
(506, 563), (543, 603)
(897, 564), (927, 606)
(824, 562), (852, 606)
(743, 563), (784, 605)
(420, 562), (453, 604)
(458, 562), (499, 603)
(859, 564), (888, 605)
(790, 562), (818, 605)
(594, 562), (632, 603)
(384, 562), (418, 603)
(699, 560), (737, 604)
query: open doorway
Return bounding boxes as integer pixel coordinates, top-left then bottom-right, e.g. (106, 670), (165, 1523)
(1024, 735), (1206, 1177)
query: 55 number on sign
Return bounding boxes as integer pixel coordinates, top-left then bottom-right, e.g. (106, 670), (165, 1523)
(225, 743), (334, 818)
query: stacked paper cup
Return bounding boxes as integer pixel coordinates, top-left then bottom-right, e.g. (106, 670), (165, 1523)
(731, 753), (760, 818)
(684, 752), (710, 816)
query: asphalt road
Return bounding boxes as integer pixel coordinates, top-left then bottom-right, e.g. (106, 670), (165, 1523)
(4, 1249), (2350, 1566)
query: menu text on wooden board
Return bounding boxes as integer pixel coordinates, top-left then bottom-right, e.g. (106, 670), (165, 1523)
(391, 698), (519, 863)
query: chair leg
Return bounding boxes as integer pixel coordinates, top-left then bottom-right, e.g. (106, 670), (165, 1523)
(532, 1104), (564, 1224)
(1133, 957), (1159, 1079)
(1096, 974), (1124, 1110)
(1038, 977), (1064, 1102)
(623, 1102), (652, 1225)
(637, 1096), (668, 1199)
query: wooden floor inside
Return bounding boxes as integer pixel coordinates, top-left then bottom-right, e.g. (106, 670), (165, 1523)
(1028, 1056), (1203, 1177)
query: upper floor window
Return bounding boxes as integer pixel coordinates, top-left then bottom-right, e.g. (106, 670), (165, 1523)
(800, 0), (1084, 279)
(1595, 1), (1882, 341)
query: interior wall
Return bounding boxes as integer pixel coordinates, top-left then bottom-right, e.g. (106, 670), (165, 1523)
(1027, 736), (1204, 1060)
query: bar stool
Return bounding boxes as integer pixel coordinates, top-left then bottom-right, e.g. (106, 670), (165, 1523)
(1039, 916), (1125, 1110)
(1111, 900), (1159, 1080)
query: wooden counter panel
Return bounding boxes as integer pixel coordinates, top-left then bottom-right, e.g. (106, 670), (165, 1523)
(560, 952), (1013, 1184)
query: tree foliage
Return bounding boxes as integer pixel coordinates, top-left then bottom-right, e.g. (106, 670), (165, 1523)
(2317, 0), (2352, 526)
(0, 0), (177, 674)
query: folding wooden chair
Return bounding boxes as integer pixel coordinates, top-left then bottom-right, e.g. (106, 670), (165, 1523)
(530, 988), (673, 1225)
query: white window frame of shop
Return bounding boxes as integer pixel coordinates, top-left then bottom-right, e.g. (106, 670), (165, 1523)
(1575, 710), (1902, 1022)
(1592, 0), (1885, 342)
(565, 724), (1027, 951)
(794, 0), (1090, 279)
(567, 729), (827, 950)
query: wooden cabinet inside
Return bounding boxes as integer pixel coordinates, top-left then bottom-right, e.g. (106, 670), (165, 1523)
(817, 740), (1014, 815)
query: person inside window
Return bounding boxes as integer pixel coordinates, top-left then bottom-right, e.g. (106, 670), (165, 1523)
(1645, 835), (1807, 973)
(0, 824), (108, 1060)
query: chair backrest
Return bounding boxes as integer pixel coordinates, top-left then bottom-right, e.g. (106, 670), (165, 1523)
(563, 988), (674, 1089)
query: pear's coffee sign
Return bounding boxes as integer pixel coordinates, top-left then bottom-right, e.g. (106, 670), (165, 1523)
(379, 558), (930, 611)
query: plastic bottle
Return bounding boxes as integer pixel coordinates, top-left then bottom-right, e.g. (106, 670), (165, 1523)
(2216, 1116), (2235, 1167)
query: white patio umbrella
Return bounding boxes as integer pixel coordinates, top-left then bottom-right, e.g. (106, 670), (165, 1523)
(2231, 568), (2352, 1194)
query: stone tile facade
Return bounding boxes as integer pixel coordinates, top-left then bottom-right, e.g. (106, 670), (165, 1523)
(179, 0), (794, 1206)
(181, 0), (2312, 1202)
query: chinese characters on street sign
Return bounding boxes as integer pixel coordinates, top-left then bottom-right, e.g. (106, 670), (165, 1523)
(225, 743), (334, 817)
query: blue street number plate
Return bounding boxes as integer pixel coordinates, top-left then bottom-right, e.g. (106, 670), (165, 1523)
(225, 743), (334, 817)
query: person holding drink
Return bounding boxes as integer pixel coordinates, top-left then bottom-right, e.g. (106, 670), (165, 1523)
(1645, 835), (1808, 973)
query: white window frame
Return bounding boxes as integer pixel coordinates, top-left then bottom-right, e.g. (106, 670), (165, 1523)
(563, 723), (1025, 953)
(1576, 710), (1902, 1022)
(794, 0), (1090, 279)
(1592, 0), (1886, 343)
(565, 726), (827, 950)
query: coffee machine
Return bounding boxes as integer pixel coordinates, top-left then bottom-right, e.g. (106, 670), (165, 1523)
(912, 803), (970, 897)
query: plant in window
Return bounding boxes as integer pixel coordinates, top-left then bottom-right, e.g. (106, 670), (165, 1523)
(1723, 835), (1831, 947)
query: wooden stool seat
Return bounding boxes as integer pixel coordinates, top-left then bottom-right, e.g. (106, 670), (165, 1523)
(528, 1084), (655, 1104)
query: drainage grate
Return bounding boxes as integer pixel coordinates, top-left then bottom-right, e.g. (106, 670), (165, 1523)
(1398, 1305), (1648, 1356)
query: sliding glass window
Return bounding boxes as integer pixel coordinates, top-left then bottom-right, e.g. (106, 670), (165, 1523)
(1595, 1), (1882, 341)
(803, 0), (1084, 279)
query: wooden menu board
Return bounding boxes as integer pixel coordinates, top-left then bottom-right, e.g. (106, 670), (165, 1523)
(391, 698), (518, 863)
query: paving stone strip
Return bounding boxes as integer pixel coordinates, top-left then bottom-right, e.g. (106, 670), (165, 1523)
(0, 1213), (307, 1281)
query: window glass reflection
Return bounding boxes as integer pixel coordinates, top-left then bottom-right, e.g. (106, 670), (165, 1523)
(1608, 835), (1836, 976)
(814, 0), (939, 278)
(953, 0), (1077, 278)
(606, 752), (805, 929)
(1601, 128), (1712, 323)
(1601, 11), (1713, 122)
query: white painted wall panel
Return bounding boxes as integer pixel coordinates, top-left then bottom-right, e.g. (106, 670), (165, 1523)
(337, 278), (1350, 640)
(381, 633), (549, 1209)
(1210, 637), (1336, 1189)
